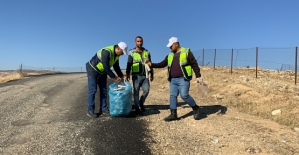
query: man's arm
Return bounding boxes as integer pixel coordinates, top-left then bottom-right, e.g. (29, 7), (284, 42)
(113, 60), (124, 78)
(151, 55), (168, 68)
(101, 50), (117, 79)
(148, 53), (154, 76)
(126, 55), (133, 76)
(187, 50), (201, 78)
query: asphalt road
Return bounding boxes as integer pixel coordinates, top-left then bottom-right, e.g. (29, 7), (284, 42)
(0, 73), (152, 155)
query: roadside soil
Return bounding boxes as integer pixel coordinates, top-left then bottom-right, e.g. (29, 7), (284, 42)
(139, 67), (299, 155)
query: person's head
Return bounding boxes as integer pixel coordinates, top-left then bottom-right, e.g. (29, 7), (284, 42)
(115, 42), (128, 56)
(135, 36), (143, 48)
(166, 37), (180, 52)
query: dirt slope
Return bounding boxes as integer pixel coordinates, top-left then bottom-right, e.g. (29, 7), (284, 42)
(138, 67), (299, 155)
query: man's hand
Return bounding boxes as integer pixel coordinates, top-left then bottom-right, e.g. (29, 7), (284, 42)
(150, 75), (154, 82)
(196, 77), (203, 84)
(124, 76), (130, 82)
(114, 77), (122, 83)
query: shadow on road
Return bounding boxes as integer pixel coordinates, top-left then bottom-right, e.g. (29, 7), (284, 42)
(137, 102), (187, 117)
(80, 78), (153, 155)
(141, 102), (227, 120)
(180, 104), (227, 120)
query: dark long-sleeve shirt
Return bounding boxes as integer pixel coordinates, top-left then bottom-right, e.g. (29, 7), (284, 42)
(151, 50), (201, 78)
(170, 52), (183, 78)
(126, 48), (154, 76)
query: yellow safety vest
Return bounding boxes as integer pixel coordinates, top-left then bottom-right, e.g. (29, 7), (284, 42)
(130, 49), (150, 75)
(167, 47), (192, 80)
(89, 45), (119, 74)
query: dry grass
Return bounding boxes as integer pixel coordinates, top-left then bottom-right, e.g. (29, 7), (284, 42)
(0, 71), (24, 83)
(0, 70), (57, 84)
(176, 66), (299, 128)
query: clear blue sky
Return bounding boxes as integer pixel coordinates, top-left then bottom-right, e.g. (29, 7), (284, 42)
(1, 0), (299, 71)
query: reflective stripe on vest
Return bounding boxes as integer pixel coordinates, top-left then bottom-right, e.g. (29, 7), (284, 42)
(130, 49), (150, 75)
(95, 46), (119, 73)
(167, 47), (192, 80)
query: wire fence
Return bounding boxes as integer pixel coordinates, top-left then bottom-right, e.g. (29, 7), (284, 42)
(19, 64), (86, 73)
(192, 47), (298, 84)
(18, 47), (298, 84)
(193, 47), (297, 70)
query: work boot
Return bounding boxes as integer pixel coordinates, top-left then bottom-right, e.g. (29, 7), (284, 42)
(192, 105), (201, 120)
(164, 109), (178, 122)
(134, 106), (142, 115)
(140, 103), (145, 112)
(139, 98), (146, 112)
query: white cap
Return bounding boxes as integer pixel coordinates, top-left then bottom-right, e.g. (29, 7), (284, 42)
(166, 37), (179, 47)
(118, 42), (128, 55)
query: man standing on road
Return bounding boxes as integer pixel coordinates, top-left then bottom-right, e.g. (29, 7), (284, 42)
(125, 36), (154, 115)
(146, 37), (202, 121)
(86, 42), (128, 118)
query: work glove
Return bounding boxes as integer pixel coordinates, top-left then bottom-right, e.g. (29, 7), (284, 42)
(197, 77), (203, 84)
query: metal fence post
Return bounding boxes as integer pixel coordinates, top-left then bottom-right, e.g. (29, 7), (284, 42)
(231, 49), (233, 74)
(20, 63), (22, 73)
(202, 49), (204, 66)
(256, 47), (258, 78)
(295, 47), (298, 85)
(214, 49), (216, 70)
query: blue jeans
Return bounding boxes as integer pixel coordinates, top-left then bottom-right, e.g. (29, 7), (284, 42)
(87, 74), (109, 114)
(169, 77), (197, 110)
(132, 75), (150, 108)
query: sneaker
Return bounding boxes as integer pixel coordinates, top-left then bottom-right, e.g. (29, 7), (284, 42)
(87, 110), (98, 118)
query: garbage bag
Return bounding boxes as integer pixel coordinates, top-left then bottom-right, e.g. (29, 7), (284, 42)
(109, 81), (132, 117)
